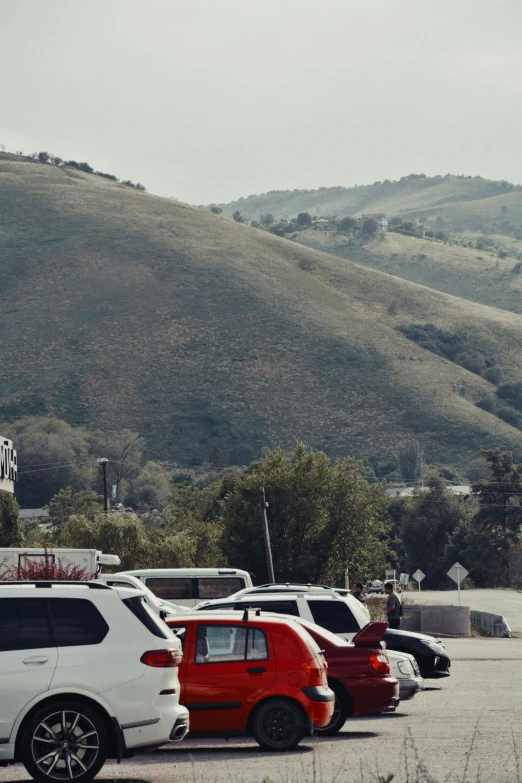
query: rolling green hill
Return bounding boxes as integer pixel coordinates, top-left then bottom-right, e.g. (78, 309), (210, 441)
(214, 174), (518, 223)
(3, 155), (522, 470)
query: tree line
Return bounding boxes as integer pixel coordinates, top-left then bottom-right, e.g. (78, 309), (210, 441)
(1, 417), (521, 590)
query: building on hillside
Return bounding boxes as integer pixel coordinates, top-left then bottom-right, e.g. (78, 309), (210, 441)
(361, 213), (388, 231)
(0, 436), (17, 495)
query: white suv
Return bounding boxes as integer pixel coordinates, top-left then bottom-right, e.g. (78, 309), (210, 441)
(0, 581), (189, 783)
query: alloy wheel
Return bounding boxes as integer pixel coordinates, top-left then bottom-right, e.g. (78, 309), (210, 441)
(31, 710), (100, 781)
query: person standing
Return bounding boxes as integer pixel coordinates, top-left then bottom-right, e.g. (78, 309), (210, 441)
(351, 582), (366, 603)
(384, 581), (401, 629)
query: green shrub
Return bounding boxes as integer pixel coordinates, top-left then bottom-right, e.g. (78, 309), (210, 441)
(497, 381), (522, 412)
(496, 406), (522, 428)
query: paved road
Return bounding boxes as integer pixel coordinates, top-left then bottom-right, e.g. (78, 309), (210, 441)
(404, 588), (522, 632)
(2, 638), (522, 783)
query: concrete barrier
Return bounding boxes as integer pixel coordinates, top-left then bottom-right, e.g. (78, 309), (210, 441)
(420, 605), (470, 637)
(470, 610), (511, 638)
(400, 603), (422, 632)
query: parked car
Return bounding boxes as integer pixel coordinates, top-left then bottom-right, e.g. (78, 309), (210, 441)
(0, 581), (189, 783)
(287, 619), (399, 735)
(196, 583), (450, 679)
(365, 580), (384, 594)
(165, 610), (335, 750)
(96, 573), (189, 618)
(121, 568), (253, 607)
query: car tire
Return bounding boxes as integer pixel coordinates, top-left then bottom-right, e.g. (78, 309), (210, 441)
(314, 682), (350, 736)
(251, 698), (307, 751)
(21, 701), (108, 783)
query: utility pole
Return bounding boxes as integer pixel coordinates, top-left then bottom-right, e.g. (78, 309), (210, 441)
(260, 487), (275, 583)
(96, 458), (109, 513)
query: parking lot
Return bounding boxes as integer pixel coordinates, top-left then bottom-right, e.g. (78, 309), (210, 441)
(2, 637), (522, 783)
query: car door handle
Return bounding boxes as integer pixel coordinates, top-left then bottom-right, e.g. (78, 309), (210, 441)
(23, 656), (48, 665)
(247, 666), (267, 674)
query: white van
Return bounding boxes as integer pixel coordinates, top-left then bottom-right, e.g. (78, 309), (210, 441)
(121, 567), (253, 607)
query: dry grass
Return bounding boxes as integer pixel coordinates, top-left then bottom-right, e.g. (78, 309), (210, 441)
(297, 231), (522, 315)
(2, 158), (522, 468)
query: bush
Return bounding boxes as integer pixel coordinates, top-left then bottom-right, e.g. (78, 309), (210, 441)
(483, 366), (502, 385)
(296, 212), (312, 227)
(496, 406), (522, 428)
(497, 381), (522, 412)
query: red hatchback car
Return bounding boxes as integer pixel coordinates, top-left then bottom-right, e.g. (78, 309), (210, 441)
(167, 611), (335, 750)
(294, 619), (400, 735)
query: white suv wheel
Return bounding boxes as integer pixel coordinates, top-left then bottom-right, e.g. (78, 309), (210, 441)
(23, 703), (107, 783)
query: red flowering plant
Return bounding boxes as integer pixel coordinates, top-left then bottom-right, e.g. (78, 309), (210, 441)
(0, 545), (94, 581)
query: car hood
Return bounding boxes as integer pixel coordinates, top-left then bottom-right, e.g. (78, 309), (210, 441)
(384, 628), (442, 643)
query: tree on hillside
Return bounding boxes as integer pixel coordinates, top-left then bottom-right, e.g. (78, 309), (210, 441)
(260, 214), (275, 227)
(3, 417), (95, 507)
(38, 151), (50, 163)
(296, 212), (312, 228)
(397, 439), (423, 481)
(232, 210), (244, 222)
(338, 216), (357, 233)
(218, 444), (388, 585)
(0, 494), (23, 547)
(209, 205), (222, 214)
(362, 217), (379, 236)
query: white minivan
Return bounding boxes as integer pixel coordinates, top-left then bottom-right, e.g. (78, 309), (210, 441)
(121, 568), (253, 608)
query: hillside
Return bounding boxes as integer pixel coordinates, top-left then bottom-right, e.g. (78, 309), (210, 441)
(214, 174), (518, 223)
(296, 231), (522, 315)
(3, 156), (522, 470)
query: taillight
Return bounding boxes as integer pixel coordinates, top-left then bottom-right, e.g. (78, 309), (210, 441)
(369, 652), (390, 675)
(141, 649), (182, 667)
(301, 655), (327, 680)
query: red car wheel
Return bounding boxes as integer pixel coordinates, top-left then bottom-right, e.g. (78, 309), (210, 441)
(251, 699), (306, 751)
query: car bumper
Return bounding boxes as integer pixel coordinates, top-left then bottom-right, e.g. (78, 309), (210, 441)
(346, 677), (400, 717)
(399, 676), (424, 700)
(421, 656), (451, 679)
(299, 686), (335, 728)
(123, 704), (190, 751)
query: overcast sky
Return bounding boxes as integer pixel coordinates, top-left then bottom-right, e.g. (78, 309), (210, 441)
(2, 0), (521, 204)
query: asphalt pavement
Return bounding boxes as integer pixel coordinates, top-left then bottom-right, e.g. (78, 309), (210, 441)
(404, 588), (522, 632)
(2, 638), (522, 783)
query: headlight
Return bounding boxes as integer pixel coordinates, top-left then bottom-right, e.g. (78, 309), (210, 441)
(397, 659), (414, 676)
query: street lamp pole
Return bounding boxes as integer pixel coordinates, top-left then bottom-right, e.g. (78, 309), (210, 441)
(96, 458), (109, 513)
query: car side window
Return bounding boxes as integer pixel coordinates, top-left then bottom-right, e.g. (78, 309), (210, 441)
(197, 577), (244, 599)
(145, 578), (193, 600)
(48, 598), (109, 647)
(246, 627), (268, 661)
(195, 625), (269, 664)
(0, 598), (53, 651)
(308, 599), (360, 633)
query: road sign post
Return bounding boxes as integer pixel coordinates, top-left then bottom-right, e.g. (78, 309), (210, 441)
(447, 561), (469, 605)
(412, 569), (425, 592)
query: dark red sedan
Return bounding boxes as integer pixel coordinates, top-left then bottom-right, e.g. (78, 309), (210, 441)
(293, 618), (400, 735)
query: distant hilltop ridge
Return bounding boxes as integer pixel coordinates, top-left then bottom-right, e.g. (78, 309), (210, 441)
(210, 173), (519, 223)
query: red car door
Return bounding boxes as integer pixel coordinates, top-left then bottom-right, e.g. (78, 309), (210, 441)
(184, 621), (276, 732)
